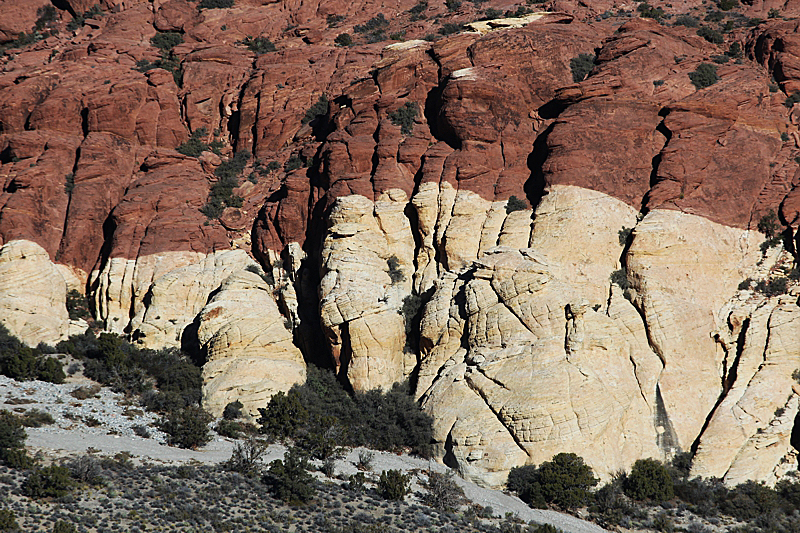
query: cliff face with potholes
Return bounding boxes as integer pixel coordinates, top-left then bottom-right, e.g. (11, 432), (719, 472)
(2, 0), (800, 487)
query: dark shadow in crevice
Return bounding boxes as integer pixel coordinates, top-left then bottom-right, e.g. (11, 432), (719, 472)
(524, 122), (555, 212)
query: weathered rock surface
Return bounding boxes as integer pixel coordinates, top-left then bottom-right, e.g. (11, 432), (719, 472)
(0, 240), (68, 346)
(1, 0), (800, 491)
(199, 270), (306, 419)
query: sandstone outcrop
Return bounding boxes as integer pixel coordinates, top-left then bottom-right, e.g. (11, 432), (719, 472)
(2, 0), (800, 491)
(199, 269), (306, 419)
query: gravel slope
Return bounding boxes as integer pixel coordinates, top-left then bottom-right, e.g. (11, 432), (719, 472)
(2, 374), (608, 533)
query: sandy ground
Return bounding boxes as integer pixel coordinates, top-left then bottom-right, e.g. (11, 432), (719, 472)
(25, 427), (608, 533)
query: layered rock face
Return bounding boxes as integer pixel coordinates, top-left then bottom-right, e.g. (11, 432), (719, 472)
(2, 0), (800, 488)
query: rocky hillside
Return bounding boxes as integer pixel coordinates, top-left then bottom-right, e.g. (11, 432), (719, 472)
(2, 0), (800, 489)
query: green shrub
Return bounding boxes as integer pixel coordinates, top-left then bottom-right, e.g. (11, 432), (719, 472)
(284, 154), (309, 171)
(388, 102), (419, 135)
(23, 465), (74, 498)
(257, 390), (308, 441)
(637, 2), (664, 20)
(334, 33), (353, 46)
(439, 22), (464, 35)
(256, 366), (433, 456)
(225, 437), (269, 477)
(719, 480), (780, 520)
(624, 458), (674, 501)
(52, 521), (76, 533)
(728, 42), (742, 58)
(20, 409), (54, 428)
(327, 14), (345, 27)
(421, 470), (465, 511)
(507, 453), (599, 510)
(0, 324), (64, 383)
(199, 0), (233, 8)
(176, 128), (210, 157)
(0, 410), (26, 453)
(302, 94), (329, 124)
(768, 8), (781, 18)
(785, 91), (800, 108)
(150, 32), (183, 52)
(570, 54), (595, 83)
(445, 0), (461, 11)
(158, 406), (212, 449)
(265, 446), (316, 503)
(697, 26), (723, 44)
(483, 7), (503, 19)
(223, 400), (244, 420)
(0, 509), (18, 532)
(201, 150), (250, 219)
(34, 5), (57, 30)
(240, 36), (275, 54)
(754, 277), (789, 296)
(674, 15), (700, 27)
(67, 5), (104, 31)
(506, 195), (528, 214)
(65, 455), (103, 485)
(689, 63), (719, 89)
(719, 0), (738, 9)
(64, 173), (74, 194)
(378, 469), (412, 501)
(65, 289), (91, 320)
(297, 415), (347, 460)
(354, 14), (388, 34)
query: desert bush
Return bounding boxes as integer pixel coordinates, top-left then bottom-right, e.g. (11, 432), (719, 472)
(624, 458), (674, 501)
(158, 406), (212, 449)
(284, 154), (310, 171)
(216, 419), (240, 437)
(637, 2), (664, 20)
(356, 450), (374, 471)
(674, 15), (700, 27)
(257, 390), (308, 441)
(199, 0), (233, 8)
(570, 53), (595, 83)
(388, 102), (419, 135)
(689, 63), (719, 89)
(508, 453), (598, 510)
(347, 472), (367, 492)
(483, 7), (503, 19)
(439, 22), (464, 35)
(223, 400), (244, 420)
(0, 410), (26, 452)
(719, 480), (780, 520)
(265, 446), (316, 503)
(421, 470), (465, 511)
(202, 150), (250, 219)
(354, 14), (388, 34)
(66, 289), (92, 321)
(0, 510), (18, 532)
(176, 128), (211, 157)
(0, 324), (64, 383)
(240, 35), (275, 54)
(697, 26), (724, 44)
(225, 437), (269, 477)
(719, 0), (738, 9)
(151, 32), (183, 52)
(20, 409), (54, 428)
(334, 33), (353, 46)
(66, 455), (103, 485)
(302, 94), (329, 124)
(132, 425), (150, 438)
(297, 415), (347, 460)
(378, 469), (412, 501)
(52, 521), (77, 533)
(23, 464), (74, 498)
(506, 195), (527, 214)
(258, 366), (433, 456)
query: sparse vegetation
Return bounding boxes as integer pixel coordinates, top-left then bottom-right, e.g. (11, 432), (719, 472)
(785, 91), (800, 108)
(256, 366), (433, 456)
(240, 35), (276, 54)
(335, 33), (353, 46)
(157, 405), (213, 449)
(506, 195), (528, 214)
(570, 54), (595, 83)
(66, 289), (92, 321)
(388, 102), (419, 135)
(67, 5), (104, 32)
(0, 324), (65, 384)
(302, 94), (329, 124)
(637, 2), (664, 20)
(22, 465), (74, 498)
(201, 150), (250, 219)
(422, 470), (466, 511)
(387, 255), (405, 284)
(378, 469), (412, 501)
(198, 0), (234, 9)
(507, 453), (599, 510)
(697, 26), (724, 44)
(689, 63), (719, 89)
(265, 446), (316, 503)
